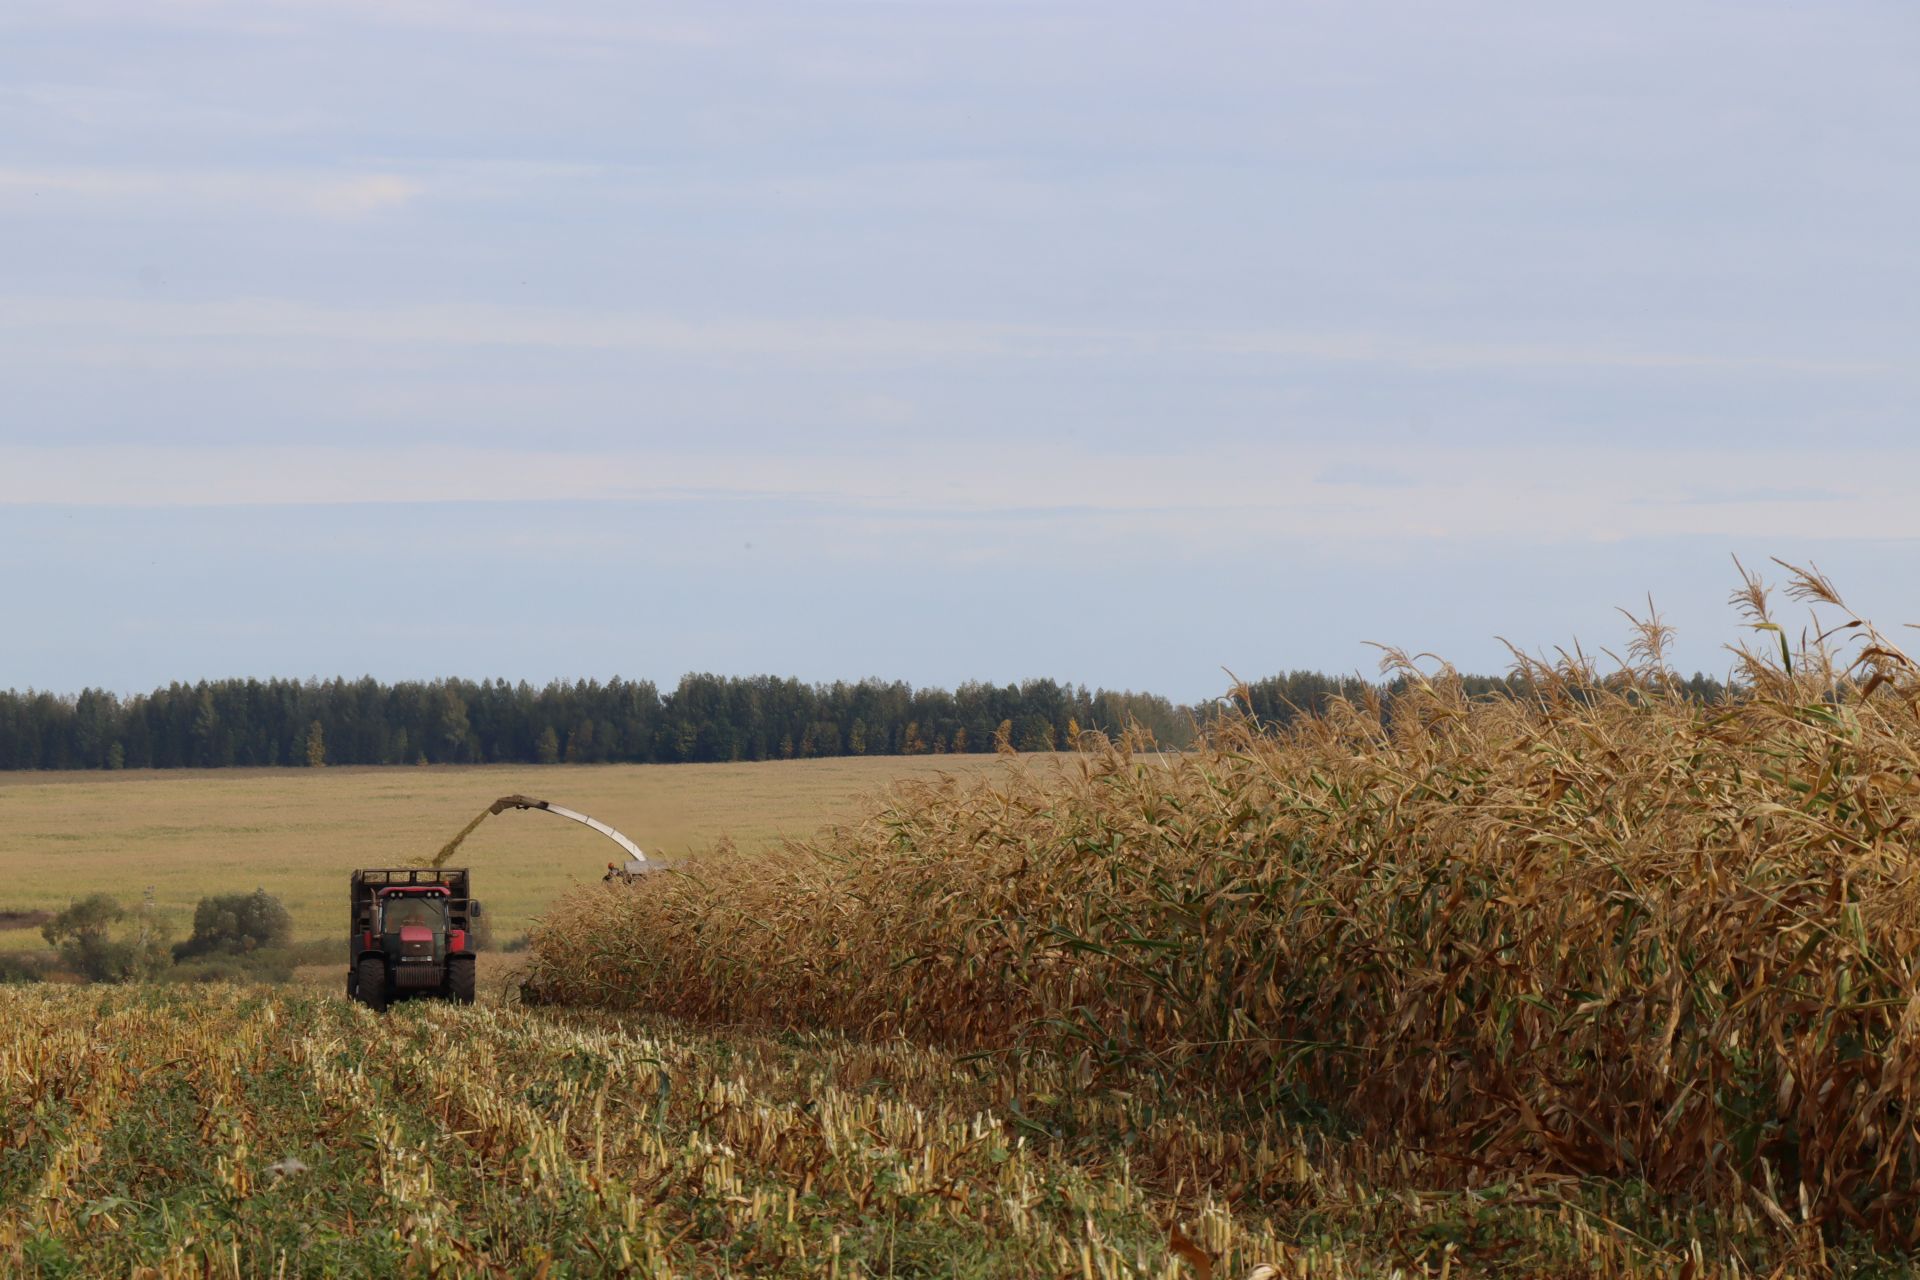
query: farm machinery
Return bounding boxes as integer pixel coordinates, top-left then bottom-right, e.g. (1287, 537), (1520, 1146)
(348, 794), (652, 1011)
(347, 868), (480, 1011)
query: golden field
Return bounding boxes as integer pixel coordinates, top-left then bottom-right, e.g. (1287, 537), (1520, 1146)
(0, 755), (1012, 951)
(12, 567), (1920, 1274)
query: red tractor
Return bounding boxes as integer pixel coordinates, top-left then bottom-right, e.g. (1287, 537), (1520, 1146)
(347, 868), (482, 1011)
(347, 794), (649, 1012)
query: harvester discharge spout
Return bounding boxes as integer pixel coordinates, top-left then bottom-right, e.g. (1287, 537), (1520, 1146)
(488, 795), (648, 864)
(422, 794), (651, 872)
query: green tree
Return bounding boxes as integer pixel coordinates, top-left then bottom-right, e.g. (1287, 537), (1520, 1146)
(809, 721), (841, 756)
(1015, 715), (1055, 753)
(304, 720), (327, 768)
(42, 893), (121, 950)
(174, 889), (292, 959)
(434, 690), (473, 762)
(536, 726), (561, 764)
(42, 894), (171, 982)
(191, 689), (219, 767)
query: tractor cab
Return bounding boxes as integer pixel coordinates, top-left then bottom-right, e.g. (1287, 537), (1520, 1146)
(348, 868), (479, 1011)
(379, 886), (452, 973)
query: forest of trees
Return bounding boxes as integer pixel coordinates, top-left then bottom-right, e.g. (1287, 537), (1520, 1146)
(0, 668), (1732, 772)
(1235, 668), (1728, 724)
(0, 675), (1194, 770)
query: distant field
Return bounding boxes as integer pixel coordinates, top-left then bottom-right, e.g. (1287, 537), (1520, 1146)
(0, 756), (1012, 951)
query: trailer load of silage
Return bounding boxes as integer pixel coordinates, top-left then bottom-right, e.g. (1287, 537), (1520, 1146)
(523, 565), (1920, 1240)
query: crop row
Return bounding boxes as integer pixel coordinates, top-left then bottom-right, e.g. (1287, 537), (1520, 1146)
(0, 987), (1301, 1278)
(523, 568), (1920, 1259)
(0, 983), (1760, 1276)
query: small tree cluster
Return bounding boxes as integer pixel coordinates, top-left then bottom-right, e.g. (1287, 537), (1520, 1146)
(41, 893), (172, 982)
(173, 888), (293, 960)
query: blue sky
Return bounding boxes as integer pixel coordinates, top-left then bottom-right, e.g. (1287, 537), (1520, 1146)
(3, 1), (1916, 700)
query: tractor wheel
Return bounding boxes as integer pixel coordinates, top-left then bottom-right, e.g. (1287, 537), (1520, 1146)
(448, 955), (476, 1006)
(356, 956), (389, 1013)
(347, 967), (357, 999)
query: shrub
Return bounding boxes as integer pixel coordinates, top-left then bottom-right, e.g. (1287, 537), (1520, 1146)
(41, 894), (171, 982)
(0, 953), (47, 984)
(173, 889), (292, 960)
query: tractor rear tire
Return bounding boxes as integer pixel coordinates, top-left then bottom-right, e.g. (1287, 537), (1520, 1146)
(448, 955), (476, 1006)
(357, 956), (389, 1013)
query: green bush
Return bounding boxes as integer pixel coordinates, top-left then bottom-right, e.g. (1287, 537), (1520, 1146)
(41, 893), (171, 982)
(0, 952), (47, 984)
(173, 889), (292, 960)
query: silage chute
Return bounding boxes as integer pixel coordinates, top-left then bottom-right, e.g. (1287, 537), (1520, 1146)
(423, 794), (650, 871)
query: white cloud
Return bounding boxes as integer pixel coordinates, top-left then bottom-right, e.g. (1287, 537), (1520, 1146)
(0, 167), (423, 218)
(1204, 330), (1891, 377)
(0, 443), (1907, 548)
(0, 295), (1036, 360)
(1, 82), (327, 139)
(0, 294), (1894, 377)
(3, 0), (726, 47)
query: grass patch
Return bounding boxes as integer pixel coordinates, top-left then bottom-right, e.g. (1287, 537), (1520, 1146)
(0, 756), (1011, 947)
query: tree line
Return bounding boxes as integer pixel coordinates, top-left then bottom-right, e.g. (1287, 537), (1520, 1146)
(1235, 668), (1729, 724)
(0, 667), (1732, 772)
(0, 675), (1195, 770)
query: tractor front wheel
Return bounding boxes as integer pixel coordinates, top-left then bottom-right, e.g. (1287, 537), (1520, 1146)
(356, 956), (389, 1013)
(448, 955), (476, 1005)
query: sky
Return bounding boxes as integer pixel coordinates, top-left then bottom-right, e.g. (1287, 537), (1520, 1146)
(3, 0), (1917, 702)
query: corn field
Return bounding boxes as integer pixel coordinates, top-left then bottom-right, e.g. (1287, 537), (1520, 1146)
(0, 986), (1231, 1277)
(524, 565), (1920, 1267)
(1, 982), (1810, 1277)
